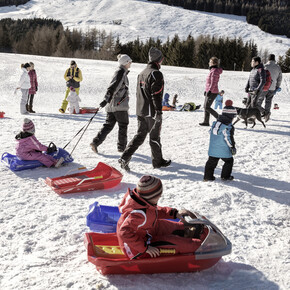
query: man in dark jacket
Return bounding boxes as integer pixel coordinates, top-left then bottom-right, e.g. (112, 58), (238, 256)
(119, 47), (171, 172)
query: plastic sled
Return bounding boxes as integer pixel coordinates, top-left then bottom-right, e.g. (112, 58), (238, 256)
(45, 162), (123, 194)
(86, 202), (179, 233)
(79, 107), (98, 114)
(1, 148), (73, 172)
(84, 212), (232, 275)
(162, 106), (175, 111)
(0, 111), (5, 118)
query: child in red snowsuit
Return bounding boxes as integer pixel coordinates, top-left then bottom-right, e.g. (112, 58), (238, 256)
(117, 175), (203, 259)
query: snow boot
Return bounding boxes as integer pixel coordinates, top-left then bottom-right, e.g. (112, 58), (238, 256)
(90, 143), (98, 154)
(203, 176), (216, 182)
(199, 122), (210, 126)
(221, 176), (234, 181)
(153, 159), (171, 169)
(264, 112), (271, 122)
(118, 158), (130, 172)
(28, 105), (35, 113)
(54, 157), (64, 168)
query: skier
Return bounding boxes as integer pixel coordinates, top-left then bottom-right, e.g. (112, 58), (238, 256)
(119, 47), (171, 171)
(204, 100), (237, 181)
(67, 86), (81, 114)
(90, 54), (132, 153)
(117, 175), (204, 259)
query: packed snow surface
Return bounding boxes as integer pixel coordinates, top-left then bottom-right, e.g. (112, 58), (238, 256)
(0, 0), (290, 56)
(0, 53), (289, 289)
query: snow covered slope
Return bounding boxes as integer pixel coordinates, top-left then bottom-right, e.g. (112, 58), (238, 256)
(0, 52), (289, 289)
(0, 0), (289, 56)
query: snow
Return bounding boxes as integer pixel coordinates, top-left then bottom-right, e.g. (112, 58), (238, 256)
(0, 0), (290, 57)
(0, 52), (289, 289)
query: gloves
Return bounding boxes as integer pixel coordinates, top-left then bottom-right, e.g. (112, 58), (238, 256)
(231, 147), (237, 156)
(245, 88), (249, 93)
(155, 111), (162, 122)
(99, 100), (107, 108)
(47, 142), (57, 154)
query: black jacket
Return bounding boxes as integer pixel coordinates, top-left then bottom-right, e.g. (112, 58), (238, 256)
(245, 63), (266, 92)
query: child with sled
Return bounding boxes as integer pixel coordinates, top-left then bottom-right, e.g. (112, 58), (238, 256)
(117, 175), (204, 259)
(67, 86), (81, 114)
(204, 100), (237, 181)
(15, 118), (63, 168)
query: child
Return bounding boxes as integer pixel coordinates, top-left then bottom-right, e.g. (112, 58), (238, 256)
(26, 62), (38, 113)
(67, 86), (81, 114)
(214, 90), (224, 110)
(15, 118), (62, 168)
(117, 175), (204, 259)
(16, 63), (31, 114)
(204, 100), (237, 181)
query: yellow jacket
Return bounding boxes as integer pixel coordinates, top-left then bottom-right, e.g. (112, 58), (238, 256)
(64, 65), (83, 88)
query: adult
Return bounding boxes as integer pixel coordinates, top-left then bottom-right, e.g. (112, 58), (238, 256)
(199, 56), (223, 126)
(17, 63), (31, 114)
(245, 56), (266, 109)
(257, 54), (282, 122)
(27, 62), (38, 113)
(59, 60), (83, 113)
(90, 54), (132, 153)
(119, 47), (171, 172)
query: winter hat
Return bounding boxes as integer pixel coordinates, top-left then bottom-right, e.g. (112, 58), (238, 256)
(136, 175), (163, 201)
(23, 63), (31, 69)
(148, 47), (163, 63)
(117, 54), (132, 66)
(164, 93), (170, 101)
(222, 100), (237, 119)
(22, 118), (35, 134)
(70, 60), (76, 66)
(70, 86), (75, 91)
(268, 54), (275, 61)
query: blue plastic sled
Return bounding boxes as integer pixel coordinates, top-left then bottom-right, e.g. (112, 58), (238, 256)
(87, 201), (179, 233)
(1, 148), (74, 171)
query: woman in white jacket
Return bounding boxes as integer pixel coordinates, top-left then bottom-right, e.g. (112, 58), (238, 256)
(17, 63), (31, 114)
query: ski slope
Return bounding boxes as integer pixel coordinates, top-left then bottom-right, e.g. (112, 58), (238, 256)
(0, 52), (289, 289)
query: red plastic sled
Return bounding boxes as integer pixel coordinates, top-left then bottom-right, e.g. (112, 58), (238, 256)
(85, 213), (232, 275)
(79, 107), (98, 114)
(45, 162), (122, 194)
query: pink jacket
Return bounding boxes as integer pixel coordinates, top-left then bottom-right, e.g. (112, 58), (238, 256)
(28, 69), (38, 95)
(205, 67), (223, 94)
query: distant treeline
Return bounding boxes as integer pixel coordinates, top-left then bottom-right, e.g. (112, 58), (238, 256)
(0, 18), (289, 72)
(0, 0), (29, 7)
(148, 0), (290, 38)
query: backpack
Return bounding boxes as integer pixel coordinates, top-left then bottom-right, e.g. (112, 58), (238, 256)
(263, 69), (272, 91)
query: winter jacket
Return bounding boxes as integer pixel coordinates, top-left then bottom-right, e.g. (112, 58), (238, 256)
(264, 60), (282, 91)
(245, 63), (266, 93)
(103, 65), (130, 112)
(205, 66), (223, 94)
(208, 115), (235, 158)
(18, 68), (31, 89)
(28, 69), (38, 95)
(117, 188), (178, 258)
(136, 63), (164, 117)
(215, 94), (223, 104)
(67, 91), (81, 104)
(64, 65), (83, 88)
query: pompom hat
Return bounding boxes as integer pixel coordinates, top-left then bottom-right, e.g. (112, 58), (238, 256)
(22, 118), (35, 134)
(117, 54), (132, 66)
(136, 175), (163, 200)
(222, 100), (237, 119)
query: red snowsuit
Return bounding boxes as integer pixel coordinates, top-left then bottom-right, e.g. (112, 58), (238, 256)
(117, 189), (202, 259)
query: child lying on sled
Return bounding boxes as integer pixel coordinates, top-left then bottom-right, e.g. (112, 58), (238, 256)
(117, 175), (204, 259)
(15, 118), (62, 168)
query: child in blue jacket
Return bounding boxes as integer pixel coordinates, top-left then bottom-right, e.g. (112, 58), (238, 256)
(204, 100), (237, 181)
(214, 90), (224, 109)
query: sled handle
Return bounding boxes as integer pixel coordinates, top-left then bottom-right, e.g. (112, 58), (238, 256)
(76, 175), (103, 186)
(65, 166), (87, 176)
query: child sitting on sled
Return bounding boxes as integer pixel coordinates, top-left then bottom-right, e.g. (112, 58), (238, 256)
(117, 175), (204, 259)
(15, 118), (62, 168)
(67, 86), (81, 114)
(162, 93), (175, 111)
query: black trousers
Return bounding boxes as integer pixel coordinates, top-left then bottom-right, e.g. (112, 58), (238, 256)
(27, 94), (34, 107)
(93, 111), (129, 151)
(204, 156), (234, 179)
(203, 93), (218, 123)
(121, 116), (163, 167)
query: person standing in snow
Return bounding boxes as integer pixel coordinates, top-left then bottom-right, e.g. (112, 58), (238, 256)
(16, 63), (31, 114)
(118, 47), (171, 171)
(90, 54), (132, 153)
(67, 86), (81, 114)
(26, 62), (38, 113)
(59, 60), (83, 113)
(199, 57), (223, 126)
(214, 90), (224, 110)
(203, 100), (237, 181)
(117, 175), (204, 259)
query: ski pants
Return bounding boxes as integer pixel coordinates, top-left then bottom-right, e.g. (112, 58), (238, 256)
(214, 102), (222, 110)
(20, 89), (29, 114)
(68, 102), (80, 114)
(256, 90), (275, 114)
(27, 94), (35, 107)
(246, 90), (263, 110)
(203, 93), (218, 123)
(121, 115), (163, 167)
(18, 151), (56, 167)
(93, 111), (129, 151)
(204, 156), (234, 179)
(60, 87), (80, 112)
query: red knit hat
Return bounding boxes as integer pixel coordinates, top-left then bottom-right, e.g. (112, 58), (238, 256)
(222, 100), (237, 119)
(22, 118), (35, 134)
(225, 99), (233, 106)
(136, 175), (163, 200)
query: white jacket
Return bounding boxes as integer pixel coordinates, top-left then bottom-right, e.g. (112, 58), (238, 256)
(67, 91), (81, 103)
(18, 68), (31, 89)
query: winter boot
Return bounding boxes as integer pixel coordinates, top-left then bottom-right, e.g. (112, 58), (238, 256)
(54, 157), (64, 168)
(153, 159), (171, 169)
(264, 112), (271, 122)
(118, 158), (130, 172)
(26, 104), (29, 112)
(28, 105), (35, 113)
(199, 122), (210, 126)
(221, 176), (234, 181)
(90, 143), (98, 154)
(203, 176), (216, 182)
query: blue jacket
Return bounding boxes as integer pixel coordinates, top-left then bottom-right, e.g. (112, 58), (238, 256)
(215, 94), (223, 104)
(208, 116), (235, 158)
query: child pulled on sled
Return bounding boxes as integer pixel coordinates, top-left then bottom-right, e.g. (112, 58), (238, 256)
(15, 118), (62, 168)
(117, 175), (205, 259)
(204, 100), (237, 181)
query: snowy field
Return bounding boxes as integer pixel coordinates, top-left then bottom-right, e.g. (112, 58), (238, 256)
(0, 53), (289, 290)
(0, 0), (290, 57)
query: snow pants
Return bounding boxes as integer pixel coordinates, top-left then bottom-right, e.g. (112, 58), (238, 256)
(214, 102), (222, 110)
(204, 156), (234, 179)
(256, 90), (275, 115)
(68, 101), (80, 114)
(60, 87), (80, 113)
(121, 116), (164, 168)
(203, 93), (218, 123)
(17, 151), (56, 167)
(92, 111), (129, 151)
(20, 89), (29, 114)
